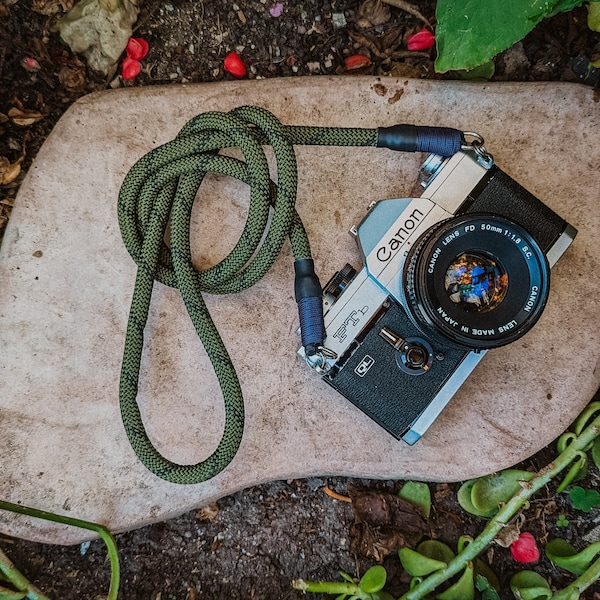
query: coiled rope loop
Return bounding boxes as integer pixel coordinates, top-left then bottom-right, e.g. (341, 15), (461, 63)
(118, 105), (463, 484)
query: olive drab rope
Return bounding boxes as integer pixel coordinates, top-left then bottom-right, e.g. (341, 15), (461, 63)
(117, 105), (463, 484)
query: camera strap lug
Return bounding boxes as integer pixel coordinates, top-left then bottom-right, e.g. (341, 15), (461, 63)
(305, 345), (337, 374)
(461, 132), (494, 169)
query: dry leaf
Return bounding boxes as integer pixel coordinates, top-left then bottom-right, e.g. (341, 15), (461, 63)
(8, 107), (44, 127)
(350, 488), (428, 532)
(0, 154), (24, 185)
(32, 0), (73, 15)
(357, 0), (391, 28)
(349, 521), (414, 561)
(495, 523), (521, 548)
(196, 502), (219, 521)
(58, 64), (87, 91)
(348, 487), (428, 560)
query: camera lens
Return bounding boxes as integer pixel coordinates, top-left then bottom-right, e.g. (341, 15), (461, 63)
(404, 214), (550, 349)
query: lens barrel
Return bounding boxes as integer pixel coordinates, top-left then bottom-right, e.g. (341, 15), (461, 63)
(404, 214), (550, 349)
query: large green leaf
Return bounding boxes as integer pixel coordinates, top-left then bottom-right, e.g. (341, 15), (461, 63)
(509, 570), (552, 600)
(398, 481), (431, 518)
(458, 470), (533, 517)
(358, 565), (387, 594)
(436, 561), (475, 600)
(545, 538), (600, 575)
(435, 0), (586, 72)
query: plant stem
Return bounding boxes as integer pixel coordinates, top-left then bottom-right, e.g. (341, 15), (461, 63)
(399, 414), (600, 600)
(0, 545), (51, 600)
(292, 578), (363, 596)
(0, 500), (120, 600)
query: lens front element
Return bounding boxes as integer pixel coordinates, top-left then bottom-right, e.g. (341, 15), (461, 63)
(444, 252), (508, 313)
(405, 214), (550, 349)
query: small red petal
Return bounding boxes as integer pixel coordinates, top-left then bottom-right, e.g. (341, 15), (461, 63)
(224, 51), (246, 78)
(126, 37), (149, 61)
(510, 532), (540, 563)
(407, 29), (435, 51)
(122, 57), (142, 80)
(344, 54), (372, 70)
(21, 57), (41, 72)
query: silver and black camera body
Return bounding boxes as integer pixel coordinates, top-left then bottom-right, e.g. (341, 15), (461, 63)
(301, 148), (577, 444)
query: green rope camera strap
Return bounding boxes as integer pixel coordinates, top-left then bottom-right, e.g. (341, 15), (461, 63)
(117, 105), (463, 484)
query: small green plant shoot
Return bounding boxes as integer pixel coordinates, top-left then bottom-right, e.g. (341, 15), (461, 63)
(556, 514), (569, 527)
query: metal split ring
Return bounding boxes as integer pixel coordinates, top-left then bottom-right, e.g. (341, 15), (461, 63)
(462, 131), (494, 169)
(305, 345), (337, 373)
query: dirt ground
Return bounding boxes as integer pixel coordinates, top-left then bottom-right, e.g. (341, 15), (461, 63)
(1, 1), (600, 599)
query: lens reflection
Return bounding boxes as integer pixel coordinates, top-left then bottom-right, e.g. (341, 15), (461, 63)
(444, 253), (508, 313)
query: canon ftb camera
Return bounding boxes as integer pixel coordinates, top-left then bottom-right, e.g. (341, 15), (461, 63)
(301, 144), (577, 444)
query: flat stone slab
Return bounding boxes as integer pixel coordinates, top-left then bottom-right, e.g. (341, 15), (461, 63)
(1, 78), (599, 545)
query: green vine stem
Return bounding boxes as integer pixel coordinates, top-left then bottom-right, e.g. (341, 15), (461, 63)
(0, 545), (51, 600)
(0, 500), (120, 600)
(293, 579), (368, 597)
(399, 412), (600, 600)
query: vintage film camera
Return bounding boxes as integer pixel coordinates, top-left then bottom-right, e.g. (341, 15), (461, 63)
(300, 142), (577, 444)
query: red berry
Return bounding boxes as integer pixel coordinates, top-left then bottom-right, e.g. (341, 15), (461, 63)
(126, 37), (149, 61)
(224, 52), (246, 78)
(407, 29), (435, 51)
(510, 532), (540, 563)
(122, 57), (141, 80)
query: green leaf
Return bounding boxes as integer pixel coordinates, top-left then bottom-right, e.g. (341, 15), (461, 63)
(509, 570), (552, 600)
(545, 538), (600, 575)
(556, 514), (569, 527)
(572, 401), (600, 435)
(358, 566), (386, 594)
(434, 0), (586, 72)
(398, 481), (431, 518)
(590, 1), (600, 32)
(556, 452), (588, 493)
(546, 0), (589, 17)
(591, 437), (600, 470)
(436, 561), (475, 600)
(475, 574), (501, 600)
(399, 548), (448, 577)
(457, 480), (497, 518)
(0, 587), (27, 600)
(339, 571), (355, 584)
(417, 540), (456, 564)
(568, 485), (600, 512)
(469, 470), (533, 514)
(372, 592), (395, 600)
(456, 60), (496, 80)
(474, 561), (500, 594)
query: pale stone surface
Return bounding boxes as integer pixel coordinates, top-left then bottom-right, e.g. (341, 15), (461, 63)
(0, 78), (598, 545)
